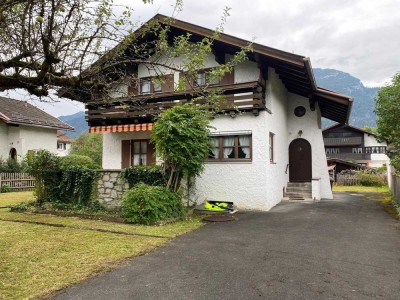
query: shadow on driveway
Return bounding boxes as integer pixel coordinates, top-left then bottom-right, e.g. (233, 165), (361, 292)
(53, 192), (400, 300)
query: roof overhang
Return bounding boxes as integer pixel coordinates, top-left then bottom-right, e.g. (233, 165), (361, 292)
(77, 14), (353, 124)
(3, 120), (74, 131)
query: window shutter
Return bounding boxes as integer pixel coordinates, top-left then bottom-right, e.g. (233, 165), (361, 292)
(121, 140), (131, 168)
(162, 74), (174, 92)
(220, 70), (235, 85)
(128, 79), (139, 96)
(147, 142), (156, 165)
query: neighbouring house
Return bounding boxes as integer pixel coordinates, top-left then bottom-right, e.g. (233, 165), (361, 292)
(57, 130), (72, 157)
(323, 124), (388, 168)
(0, 97), (74, 161)
(83, 15), (353, 211)
(327, 158), (366, 181)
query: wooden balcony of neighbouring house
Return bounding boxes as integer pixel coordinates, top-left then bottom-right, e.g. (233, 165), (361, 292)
(323, 137), (362, 147)
(326, 152), (371, 161)
(86, 81), (266, 127)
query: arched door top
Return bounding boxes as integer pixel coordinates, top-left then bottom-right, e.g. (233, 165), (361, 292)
(289, 138), (312, 182)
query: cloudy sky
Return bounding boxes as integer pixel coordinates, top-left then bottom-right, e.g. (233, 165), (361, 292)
(1, 0), (399, 116)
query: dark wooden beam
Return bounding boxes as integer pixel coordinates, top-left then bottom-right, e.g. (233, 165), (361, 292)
(212, 46), (226, 65)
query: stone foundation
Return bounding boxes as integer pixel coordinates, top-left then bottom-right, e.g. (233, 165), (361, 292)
(97, 170), (129, 208)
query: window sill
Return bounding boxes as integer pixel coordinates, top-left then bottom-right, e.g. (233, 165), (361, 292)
(205, 160), (252, 164)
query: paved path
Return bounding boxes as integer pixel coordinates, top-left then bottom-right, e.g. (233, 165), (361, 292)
(53, 193), (400, 300)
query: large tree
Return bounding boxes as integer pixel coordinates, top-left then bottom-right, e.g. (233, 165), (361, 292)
(375, 72), (400, 169)
(0, 1), (251, 103)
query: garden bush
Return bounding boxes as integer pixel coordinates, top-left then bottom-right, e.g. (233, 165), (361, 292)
(25, 150), (99, 206)
(121, 183), (186, 224)
(0, 158), (27, 172)
(0, 183), (11, 193)
(122, 165), (166, 188)
(358, 173), (386, 187)
(60, 154), (100, 170)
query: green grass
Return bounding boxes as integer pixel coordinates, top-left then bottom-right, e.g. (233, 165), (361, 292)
(332, 185), (390, 193)
(0, 192), (204, 299)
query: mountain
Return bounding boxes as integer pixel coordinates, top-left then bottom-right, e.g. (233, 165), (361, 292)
(58, 111), (88, 138)
(57, 68), (380, 137)
(313, 68), (379, 128)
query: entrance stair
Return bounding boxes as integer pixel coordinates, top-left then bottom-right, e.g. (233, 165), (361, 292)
(284, 182), (312, 201)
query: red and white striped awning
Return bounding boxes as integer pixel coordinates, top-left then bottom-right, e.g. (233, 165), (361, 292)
(89, 123), (153, 134)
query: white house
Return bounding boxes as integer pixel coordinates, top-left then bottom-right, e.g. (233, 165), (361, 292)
(323, 124), (388, 168)
(85, 15), (353, 211)
(0, 97), (74, 161)
(57, 130), (73, 157)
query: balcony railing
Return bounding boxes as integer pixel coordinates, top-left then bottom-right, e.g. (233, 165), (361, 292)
(324, 137), (362, 146)
(86, 81), (266, 126)
(326, 153), (371, 160)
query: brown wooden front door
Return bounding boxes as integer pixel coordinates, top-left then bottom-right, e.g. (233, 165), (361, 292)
(289, 138), (312, 182)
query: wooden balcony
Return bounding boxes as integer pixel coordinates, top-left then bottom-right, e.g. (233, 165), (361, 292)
(86, 81), (266, 126)
(323, 137), (362, 146)
(326, 153), (371, 161)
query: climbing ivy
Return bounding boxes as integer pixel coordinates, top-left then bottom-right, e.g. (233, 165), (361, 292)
(26, 150), (99, 206)
(121, 165), (166, 188)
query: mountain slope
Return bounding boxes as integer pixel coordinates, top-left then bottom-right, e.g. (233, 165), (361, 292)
(58, 111), (88, 138)
(314, 68), (379, 127)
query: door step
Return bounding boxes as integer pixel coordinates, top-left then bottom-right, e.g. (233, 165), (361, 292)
(284, 182), (312, 201)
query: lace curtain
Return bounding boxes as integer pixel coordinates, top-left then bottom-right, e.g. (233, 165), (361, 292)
(239, 136), (250, 158)
(223, 137), (235, 158)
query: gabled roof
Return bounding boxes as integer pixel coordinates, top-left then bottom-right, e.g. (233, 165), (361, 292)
(145, 15), (353, 124)
(57, 130), (72, 143)
(81, 14), (353, 124)
(323, 123), (378, 137)
(0, 97), (74, 131)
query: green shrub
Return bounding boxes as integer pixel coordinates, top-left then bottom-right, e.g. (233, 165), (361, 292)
(25, 150), (98, 206)
(358, 173), (386, 187)
(122, 165), (166, 188)
(0, 158), (27, 172)
(0, 183), (11, 193)
(121, 183), (186, 224)
(60, 154), (100, 170)
(25, 150), (61, 203)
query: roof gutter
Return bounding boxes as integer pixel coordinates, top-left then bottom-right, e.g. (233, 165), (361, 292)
(7, 121), (74, 131)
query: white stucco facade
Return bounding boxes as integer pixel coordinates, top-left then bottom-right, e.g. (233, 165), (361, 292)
(0, 120), (58, 161)
(363, 133), (388, 168)
(57, 142), (72, 157)
(101, 64), (333, 211)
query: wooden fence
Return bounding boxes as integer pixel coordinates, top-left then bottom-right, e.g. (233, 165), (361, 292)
(336, 174), (360, 186)
(0, 173), (36, 192)
(391, 174), (400, 206)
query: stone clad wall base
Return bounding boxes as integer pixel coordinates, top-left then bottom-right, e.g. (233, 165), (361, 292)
(96, 170), (129, 208)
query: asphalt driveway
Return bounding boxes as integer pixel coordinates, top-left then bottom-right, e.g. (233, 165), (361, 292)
(53, 192), (400, 300)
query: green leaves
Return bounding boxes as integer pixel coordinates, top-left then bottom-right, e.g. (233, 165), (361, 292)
(70, 133), (103, 166)
(375, 72), (400, 170)
(121, 183), (185, 224)
(151, 103), (212, 192)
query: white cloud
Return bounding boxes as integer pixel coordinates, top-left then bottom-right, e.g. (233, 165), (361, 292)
(3, 0), (399, 115)
(118, 0), (400, 85)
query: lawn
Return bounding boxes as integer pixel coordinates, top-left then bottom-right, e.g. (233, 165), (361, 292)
(332, 185), (390, 193)
(0, 192), (204, 300)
